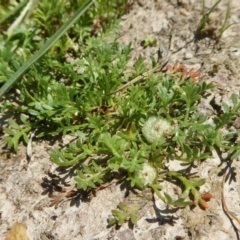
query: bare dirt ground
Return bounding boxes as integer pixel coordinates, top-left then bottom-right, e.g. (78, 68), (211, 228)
(1, 0), (240, 239)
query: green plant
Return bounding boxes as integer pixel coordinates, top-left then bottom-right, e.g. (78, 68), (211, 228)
(0, 0), (29, 26)
(195, 0), (234, 41)
(141, 35), (157, 48)
(0, 0), (95, 97)
(216, 0), (235, 42)
(109, 202), (140, 226)
(48, 69), (240, 225)
(1, 0), (240, 228)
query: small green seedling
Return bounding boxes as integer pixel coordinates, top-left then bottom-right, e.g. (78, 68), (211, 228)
(195, 0), (220, 39)
(109, 202), (140, 226)
(195, 0), (234, 41)
(141, 35), (157, 48)
(216, 0), (236, 42)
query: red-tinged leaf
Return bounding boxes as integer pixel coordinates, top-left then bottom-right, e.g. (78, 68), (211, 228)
(189, 70), (200, 82)
(178, 64), (186, 72)
(198, 198), (208, 210)
(166, 65), (173, 71)
(182, 71), (188, 78)
(201, 193), (213, 202)
(173, 63), (179, 71)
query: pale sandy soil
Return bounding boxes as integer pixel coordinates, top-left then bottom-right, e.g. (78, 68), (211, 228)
(1, 0), (240, 239)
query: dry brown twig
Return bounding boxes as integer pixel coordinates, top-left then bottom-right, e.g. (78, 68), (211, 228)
(222, 174), (240, 226)
(108, 57), (170, 96)
(49, 176), (125, 208)
(212, 149), (240, 226)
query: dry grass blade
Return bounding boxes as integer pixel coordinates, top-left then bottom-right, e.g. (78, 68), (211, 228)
(222, 174), (240, 225)
(108, 57), (170, 95)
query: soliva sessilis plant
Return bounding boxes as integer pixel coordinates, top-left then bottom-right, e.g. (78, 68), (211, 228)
(1, 0), (240, 227)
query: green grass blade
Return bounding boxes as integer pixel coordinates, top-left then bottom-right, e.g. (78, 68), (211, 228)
(0, 0), (94, 98)
(0, 0), (29, 25)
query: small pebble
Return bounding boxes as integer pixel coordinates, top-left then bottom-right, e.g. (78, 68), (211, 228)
(233, 117), (240, 129)
(180, 8), (190, 16)
(184, 52), (193, 59)
(0, 163), (5, 168)
(229, 47), (240, 60)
